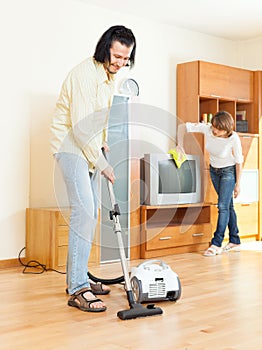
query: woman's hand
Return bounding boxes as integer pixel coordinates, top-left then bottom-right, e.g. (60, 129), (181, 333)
(234, 183), (240, 198)
(175, 145), (186, 161)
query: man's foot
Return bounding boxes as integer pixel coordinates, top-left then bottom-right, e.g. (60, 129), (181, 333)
(66, 281), (111, 295)
(68, 288), (106, 312)
(89, 280), (111, 295)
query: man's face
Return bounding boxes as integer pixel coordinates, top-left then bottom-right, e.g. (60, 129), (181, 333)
(104, 41), (133, 74)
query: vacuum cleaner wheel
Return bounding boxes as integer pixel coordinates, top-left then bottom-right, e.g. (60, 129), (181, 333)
(167, 277), (182, 301)
(130, 276), (143, 303)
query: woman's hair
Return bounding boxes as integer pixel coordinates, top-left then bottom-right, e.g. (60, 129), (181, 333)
(211, 111), (234, 136)
(94, 25), (136, 67)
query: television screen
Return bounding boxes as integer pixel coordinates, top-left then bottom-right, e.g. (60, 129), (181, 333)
(142, 153), (201, 205)
(158, 159), (196, 194)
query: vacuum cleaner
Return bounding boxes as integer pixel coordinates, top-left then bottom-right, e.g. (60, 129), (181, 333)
(130, 260), (181, 303)
(104, 174), (163, 320)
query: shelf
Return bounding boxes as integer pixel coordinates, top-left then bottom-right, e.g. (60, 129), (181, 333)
(198, 97), (257, 134)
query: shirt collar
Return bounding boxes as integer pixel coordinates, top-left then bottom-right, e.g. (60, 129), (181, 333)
(93, 58), (115, 84)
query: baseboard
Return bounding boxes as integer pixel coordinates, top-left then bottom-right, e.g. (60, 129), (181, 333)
(0, 257), (26, 269)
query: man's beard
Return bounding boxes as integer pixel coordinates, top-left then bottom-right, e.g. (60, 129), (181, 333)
(104, 62), (119, 75)
(106, 65), (118, 74)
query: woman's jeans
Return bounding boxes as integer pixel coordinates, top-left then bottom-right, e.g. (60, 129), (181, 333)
(55, 153), (98, 295)
(210, 165), (241, 247)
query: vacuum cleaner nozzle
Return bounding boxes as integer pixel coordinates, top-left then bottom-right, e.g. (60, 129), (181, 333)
(117, 303), (163, 320)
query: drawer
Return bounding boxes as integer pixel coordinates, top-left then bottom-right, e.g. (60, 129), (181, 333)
(145, 223), (212, 250)
(57, 226), (69, 246)
(234, 202), (258, 236)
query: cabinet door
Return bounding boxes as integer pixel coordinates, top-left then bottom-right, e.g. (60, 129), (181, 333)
(210, 202), (258, 239)
(240, 135), (258, 169)
(234, 202), (258, 237)
(199, 61), (253, 100)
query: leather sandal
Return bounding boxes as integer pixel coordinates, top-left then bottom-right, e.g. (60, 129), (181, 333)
(89, 281), (111, 295)
(68, 287), (107, 312)
(66, 281), (111, 295)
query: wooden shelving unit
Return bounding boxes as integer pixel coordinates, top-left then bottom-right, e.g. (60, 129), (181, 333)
(177, 60), (261, 241)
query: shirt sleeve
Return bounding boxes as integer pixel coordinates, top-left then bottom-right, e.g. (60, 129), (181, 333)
(65, 68), (109, 171)
(185, 122), (209, 134)
(232, 134), (244, 164)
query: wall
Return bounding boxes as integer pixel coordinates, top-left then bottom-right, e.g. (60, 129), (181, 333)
(239, 37), (262, 70)
(1, 0), (261, 261)
(0, 1), (32, 259)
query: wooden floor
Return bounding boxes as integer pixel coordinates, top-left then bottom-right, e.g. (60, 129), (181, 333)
(1, 248), (262, 350)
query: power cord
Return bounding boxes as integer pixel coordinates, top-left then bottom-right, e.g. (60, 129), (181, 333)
(18, 247), (66, 275)
(18, 248), (124, 284)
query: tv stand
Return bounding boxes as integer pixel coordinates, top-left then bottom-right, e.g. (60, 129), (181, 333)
(140, 203), (212, 258)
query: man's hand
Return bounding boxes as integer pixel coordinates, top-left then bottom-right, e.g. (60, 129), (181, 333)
(101, 165), (115, 184)
(102, 142), (110, 153)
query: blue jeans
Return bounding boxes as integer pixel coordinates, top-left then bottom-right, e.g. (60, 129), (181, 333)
(210, 165), (241, 247)
(55, 153), (98, 295)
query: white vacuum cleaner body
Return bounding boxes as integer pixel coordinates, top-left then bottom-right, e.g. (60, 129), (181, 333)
(130, 260), (181, 303)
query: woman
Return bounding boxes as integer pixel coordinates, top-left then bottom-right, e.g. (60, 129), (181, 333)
(177, 111), (243, 256)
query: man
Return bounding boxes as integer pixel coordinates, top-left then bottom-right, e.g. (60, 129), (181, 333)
(51, 25), (136, 312)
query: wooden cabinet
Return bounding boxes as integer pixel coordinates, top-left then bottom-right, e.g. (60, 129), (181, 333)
(140, 204), (212, 258)
(234, 202), (258, 238)
(177, 60), (261, 241)
(240, 134), (258, 169)
(177, 60), (257, 134)
(198, 61), (253, 100)
(211, 201), (258, 240)
(26, 208), (100, 270)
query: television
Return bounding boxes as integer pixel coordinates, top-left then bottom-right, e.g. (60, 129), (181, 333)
(141, 153), (201, 206)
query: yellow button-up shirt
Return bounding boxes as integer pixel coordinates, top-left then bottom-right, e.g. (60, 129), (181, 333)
(51, 57), (115, 171)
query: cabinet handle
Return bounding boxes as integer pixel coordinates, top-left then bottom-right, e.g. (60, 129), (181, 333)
(192, 233), (204, 237)
(210, 94), (220, 98)
(159, 236), (172, 240)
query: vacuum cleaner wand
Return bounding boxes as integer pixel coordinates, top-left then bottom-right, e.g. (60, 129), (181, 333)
(105, 165), (163, 320)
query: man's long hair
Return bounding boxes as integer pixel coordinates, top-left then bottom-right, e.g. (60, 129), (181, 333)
(94, 25), (136, 67)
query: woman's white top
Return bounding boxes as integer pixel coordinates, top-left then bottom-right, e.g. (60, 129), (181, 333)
(186, 122), (243, 168)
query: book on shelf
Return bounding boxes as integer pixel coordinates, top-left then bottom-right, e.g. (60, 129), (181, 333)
(236, 110), (246, 121)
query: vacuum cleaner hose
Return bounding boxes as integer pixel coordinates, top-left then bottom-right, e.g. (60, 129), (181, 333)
(88, 271), (124, 285)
